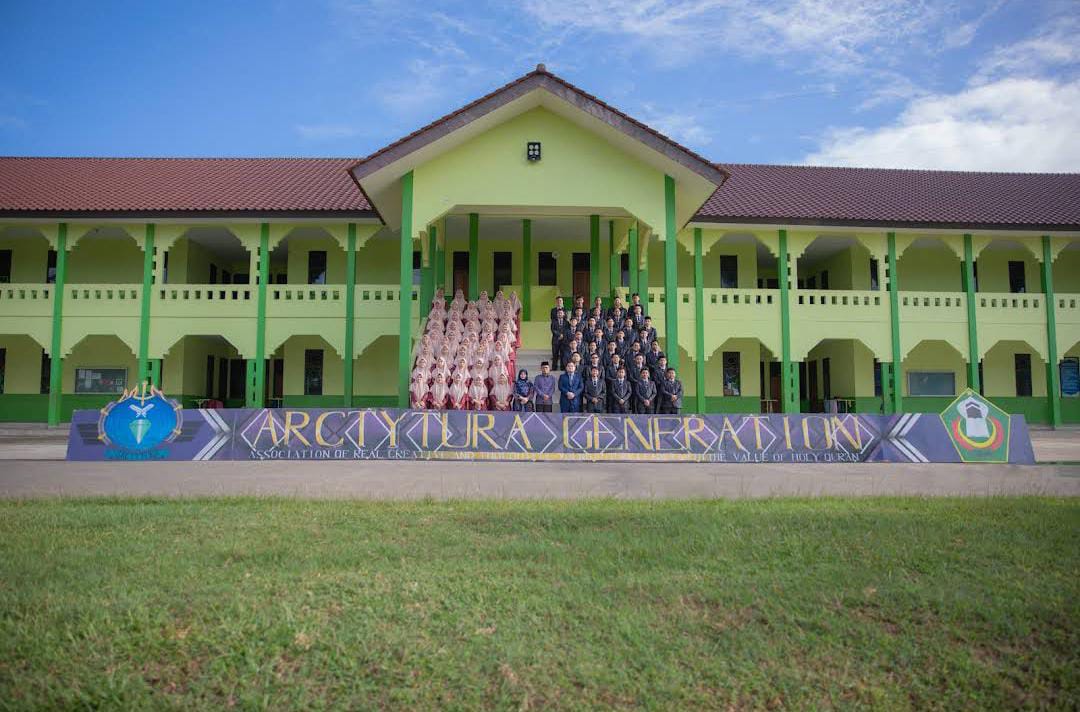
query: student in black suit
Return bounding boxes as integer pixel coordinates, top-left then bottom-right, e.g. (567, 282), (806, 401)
(550, 309), (567, 370)
(609, 367), (632, 413)
(659, 367), (683, 414)
(584, 366), (607, 413)
(549, 296), (565, 322)
(634, 368), (657, 414)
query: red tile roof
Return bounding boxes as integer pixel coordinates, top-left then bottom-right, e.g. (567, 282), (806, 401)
(701, 163), (1080, 229)
(0, 157), (373, 216)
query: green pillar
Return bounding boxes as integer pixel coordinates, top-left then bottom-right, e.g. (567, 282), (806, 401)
(343, 223), (357, 408)
(663, 175), (678, 371)
(1041, 235), (1062, 427)
(399, 172), (415, 407)
(589, 214), (600, 303)
(420, 228), (435, 313)
(880, 362), (894, 414)
(468, 212), (479, 301)
(47, 223), (67, 427)
(521, 219), (532, 321)
(962, 233), (980, 392)
(434, 225), (445, 295)
(693, 228), (705, 413)
(886, 232), (903, 414)
(253, 223), (269, 408)
(779, 229), (799, 413)
(607, 220), (617, 304)
(137, 223), (155, 386)
(639, 235), (650, 311)
(628, 223), (639, 297)
(149, 359), (162, 389)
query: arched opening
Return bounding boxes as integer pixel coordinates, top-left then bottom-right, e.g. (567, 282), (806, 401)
(269, 227), (346, 286)
(1062, 340), (1080, 423)
(796, 235), (874, 291)
(161, 335), (245, 408)
(63, 334), (138, 419)
(801, 338), (882, 414)
(67, 227), (143, 284)
(351, 335), (399, 407)
(897, 237), (962, 292)
(705, 232), (778, 290)
(0, 227), (52, 285)
(976, 238), (1039, 295)
(1052, 240), (1080, 294)
(982, 339), (1049, 424)
(703, 338), (771, 413)
(270, 335), (343, 407)
(0, 333), (51, 421)
(901, 339), (967, 413)
(166, 227), (250, 285)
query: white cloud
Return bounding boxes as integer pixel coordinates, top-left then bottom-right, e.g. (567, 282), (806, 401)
(804, 77), (1080, 171)
(638, 104), (713, 149)
(973, 14), (1080, 84)
(520, 0), (952, 71)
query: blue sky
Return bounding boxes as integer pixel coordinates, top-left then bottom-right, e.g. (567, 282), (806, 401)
(1, 0), (1077, 170)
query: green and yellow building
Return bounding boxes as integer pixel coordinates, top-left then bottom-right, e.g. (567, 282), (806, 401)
(1, 66), (1078, 425)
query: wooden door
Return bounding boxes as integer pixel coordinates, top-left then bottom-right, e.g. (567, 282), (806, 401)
(452, 251), (469, 297)
(572, 252), (590, 303)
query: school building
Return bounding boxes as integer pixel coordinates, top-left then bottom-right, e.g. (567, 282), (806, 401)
(1, 65), (1078, 426)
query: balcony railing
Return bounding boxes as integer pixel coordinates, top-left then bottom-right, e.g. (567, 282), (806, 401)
(0, 284), (54, 317)
(154, 284), (256, 318)
(64, 284), (142, 317)
(975, 292), (1043, 325)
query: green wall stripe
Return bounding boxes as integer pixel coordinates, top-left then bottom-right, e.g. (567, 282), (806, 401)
(886, 231), (903, 414)
(607, 220), (617, 304)
(522, 219), (532, 321)
(399, 173), (415, 407)
(47, 223), (67, 427)
(254, 223), (269, 408)
(468, 212), (479, 301)
(1041, 234), (1062, 427)
(589, 214), (600, 303)
(137, 223), (155, 386)
(663, 175), (678, 371)
(628, 223), (639, 297)
(778, 229), (799, 413)
(343, 223), (357, 408)
(962, 233), (980, 391)
(693, 227), (705, 413)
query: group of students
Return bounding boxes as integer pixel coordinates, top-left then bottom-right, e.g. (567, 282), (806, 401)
(409, 288), (523, 410)
(536, 293), (685, 414)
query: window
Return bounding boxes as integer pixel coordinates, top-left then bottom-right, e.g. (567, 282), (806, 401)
(229, 359), (246, 400)
(205, 356), (215, 398)
(309, 250), (327, 285)
(620, 253), (630, 287)
(538, 252), (557, 286)
(1060, 357), (1080, 397)
(275, 273), (287, 285)
(46, 250), (57, 284)
(304, 349), (324, 396)
(722, 351), (741, 396)
(873, 360), (883, 397)
(493, 251), (512, 293)
(222, 270), (231, 285)
(0, 249), (10, 283)
(163, 252), (169, 284)
(908, 371), (955, 397)
(40, 350), (51, 394)
(719, 255), (738, 288)
(234, 272), (249, 284)
(869, 259), (879, 291)
(209, 264), (218, 285)
(1014, 353), (1032, 396)
(822, 357), (832, 399)
(74, 368), (127, 394)
(807, 275), (817, 289)
(766, 277), (778, 289)
(412, 250), (422, 286)
(820, 270), (829, 290)
(1008, 260), (1026, 293)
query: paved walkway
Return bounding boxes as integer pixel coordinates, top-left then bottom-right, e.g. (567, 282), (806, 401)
(0, 423), (1077, 499)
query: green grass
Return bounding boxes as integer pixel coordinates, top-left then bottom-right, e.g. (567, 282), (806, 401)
(0, 498), (1077, 710)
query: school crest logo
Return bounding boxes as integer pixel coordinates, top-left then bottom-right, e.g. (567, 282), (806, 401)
(940, 389), (1010, 463)
(98, 384), (182, 452)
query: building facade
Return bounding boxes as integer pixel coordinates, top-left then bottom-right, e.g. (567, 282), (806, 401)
(1, 66), (1079, 425)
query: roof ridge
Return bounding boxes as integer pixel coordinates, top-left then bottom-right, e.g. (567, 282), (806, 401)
(715, 162), (1080, 177)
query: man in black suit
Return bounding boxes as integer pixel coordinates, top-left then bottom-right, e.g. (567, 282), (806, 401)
(609, 367), (632, 413)
(634, 367), (658, 414)
(659, 367), (683, 414)
(550, 309), (567, 370)
(549, 295), (565, 322)
(584, 366), (607, 414)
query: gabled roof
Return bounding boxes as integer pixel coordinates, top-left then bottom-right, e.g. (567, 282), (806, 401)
(349, 64), (730, 189)
(0, 157), (374, 217)
(700, 163), (1080, 230)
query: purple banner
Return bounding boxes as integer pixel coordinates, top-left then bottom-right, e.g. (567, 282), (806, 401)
(68, 391), (1035, 464)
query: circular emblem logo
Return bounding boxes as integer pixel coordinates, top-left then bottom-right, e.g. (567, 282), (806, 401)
(99, 385), (182, 451)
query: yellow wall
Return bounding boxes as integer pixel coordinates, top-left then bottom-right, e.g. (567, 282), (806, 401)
(0, 334), (44, 394)
(898, 246), (961, 291)
(983, 340), (1046, 397)
(901, 341), (965, 397)
(62, 335), (137, 392)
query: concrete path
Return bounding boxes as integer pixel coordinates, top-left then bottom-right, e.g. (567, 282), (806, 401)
(0, 423), (1077, 499)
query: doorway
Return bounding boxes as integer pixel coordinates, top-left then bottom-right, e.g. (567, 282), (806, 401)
(452, 252), (469, 297)
(493, 251), (512, 294)
(572, 252), (590, 303)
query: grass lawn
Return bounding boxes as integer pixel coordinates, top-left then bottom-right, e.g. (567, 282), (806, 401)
(0, 497), (1077, 710)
